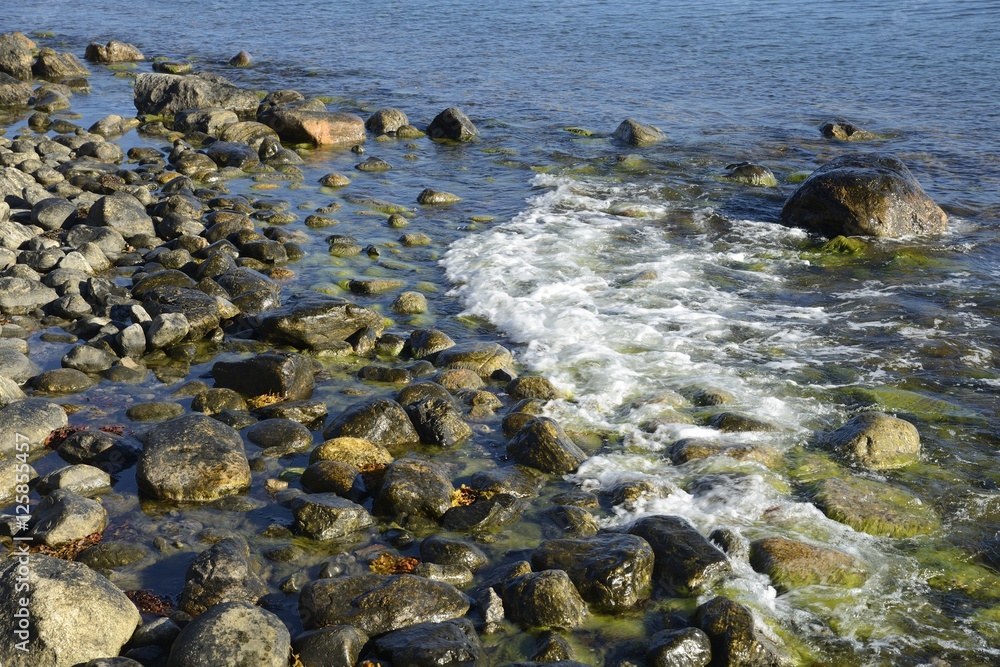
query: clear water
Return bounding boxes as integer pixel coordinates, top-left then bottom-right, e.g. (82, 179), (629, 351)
(6, 0), (1000, 664)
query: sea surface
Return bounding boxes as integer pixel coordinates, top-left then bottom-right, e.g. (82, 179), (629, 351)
(5, 0), (1000, 664)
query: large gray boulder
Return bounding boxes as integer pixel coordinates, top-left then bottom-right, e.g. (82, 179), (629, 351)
(167, 601), (290, 667)
(29, 488), (107, 546)
(626, 515), (730, 595)
(133, 72), (259, 117)
(825, 411), (920, 470)
(781, 153), (947, 238)
(0, 32), (34, 80)
(256, 293), (383, 350)
(0, 555), (140, 666)
(136, 414), (251, 502)
(0, 277), (58, 315)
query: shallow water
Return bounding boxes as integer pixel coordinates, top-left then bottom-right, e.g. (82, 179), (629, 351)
(4, 0), (1000, 664)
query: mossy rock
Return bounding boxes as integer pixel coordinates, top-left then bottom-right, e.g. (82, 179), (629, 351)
(563, 127), (594, 136)
(917, 545), (1000, 601)
(813, 476), (939, 538)
(821, 235), (869, 254)
(749, 537), (867, 592)
(838, 386), (983, 423)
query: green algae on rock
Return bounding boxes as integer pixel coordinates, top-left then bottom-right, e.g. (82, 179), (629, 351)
(813, 476), (939, 538)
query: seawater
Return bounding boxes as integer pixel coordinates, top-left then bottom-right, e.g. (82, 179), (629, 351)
(5, 0), (1000, 664)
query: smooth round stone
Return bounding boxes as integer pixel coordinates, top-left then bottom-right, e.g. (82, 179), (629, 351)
(30, 368), (94, 394)
(126, 402), (184, 422)
(246, 418), (312, 456)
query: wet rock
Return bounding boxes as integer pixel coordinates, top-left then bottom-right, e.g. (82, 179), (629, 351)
(427, 107), (478, 142)
(436, 341), (515, 379)
(349, 277), (404, 295)
(0, 348), (39, 384)
(137, 413), (251, 502)
(670, 439), (779, 468)
(374, 618), (486, 667)
(707, 412), (778, 433)
(323, 397), (418, 446)
(191, 387), (246, 415)
(366, 107), (409, 135)
(173, 107), (238, 135)
(257, 293), (383, 350)
(359, 365), (413, 384)
(443, 492), (522, 533)
(0, 398), (68, 456)
(417, 188), (461, 205)
(133, 72), (259, 117)
(820, 118), (877, 141)
(246, 418), (311, 455)
(0, 555), (140, 666)
(260, 103), (366, 146)
(421, 536), (489, 572)
(86, 193), (155, 241)
(724, 162), (777, 187)
(300, 460), (363, 497)
(0, 376), (26, 408)
(212, 352), (314, 402)
(545, 504), (600, 537)
(501, 569), (588, 630)
(33, 48), (90, 81)
(299, 573), (470, 634)
(56, 429), (139, 473)
(77, 540), (149, 570)
(292, 626), (368, 667)
(126, 401), (184, 422)
(813, 476), (939, 538)
(532, 533), (654, 611)
(179, 536), (267, 616)
(0, 71), (33, 106)
(400, 232), (432, 246)
(373, 457), (455, 521)
(319, 172), (351, 188)
(257, 398), (327, 424)
(142, 286), (222, 339)
(355, 156), (392, 172)
(85, 40), (144, 63)
(310, 436), (394, 470)
(405, 397), (472, 447)
(781, 153), (947, 238)
(749, 537), (867, 592)
(532, 632), (574, 662)
(825, 411), (920, 470)
(229, 50), (253, 67)
(507, 417), (587, 475)
(147, 312), (190, 349)
(0, 276), (58, 315)
(61, 344), (117, 373)
(218, 120), (280, 148)
(90, 114), (140, 138)
(36, 463), (110, 497)
(507, 376), (558, 401)
(694, 596), (788, 667)
(205, 140), (260, 170)
(167, 601), (290, 667)
(292, 493), (374, 540)
(391, 291), (427, 315)
(647, 628), (713, 667)
(0, 458), (35, 505)
(409, 329), (456, 360)
(626, 515), (730, 595)
(612, 118), (665, 146)
(0, 32), (34, 80)
(29, 489), (106, 546)
(439, 369), (486, 393)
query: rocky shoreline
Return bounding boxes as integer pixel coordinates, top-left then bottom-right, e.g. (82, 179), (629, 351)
(0, 32), (957, 667)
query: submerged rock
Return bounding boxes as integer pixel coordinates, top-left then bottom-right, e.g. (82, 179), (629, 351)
(781, 153), (947, 238)
(167, 601), (290, 667)
(820, 118), (877, 141)
(427, 107), (478, 141)
(257, 293), (383, 350)
(749, 537), (867, 592)
(724, 162), (777, 187)
(825, 411), (920, 470)
(813, 476), (939, 538)
(85, 40), (144, 63)
(612, 118), (665, 146)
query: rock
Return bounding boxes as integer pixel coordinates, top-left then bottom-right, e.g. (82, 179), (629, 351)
(417, 188), (461, 205)
(33, 48), (90, 80)
(85, 40), (144, 63)
(142, 286), (222, 339)
(76, 540), (148, 570)
(0, 348), (39, 384)
(218, 120), (279, 148)
(435, 342), (514, 379)
(137, 413), (251, 502)
(292, 493), (374, 540)
(442, 493), (522, 533)
(694, 596), (788, 667)
(298, 573), (470, 634)
(472, 466), (542, 500)
(319, 172), (351, 188)
(179, 536), (267, 616)
(545, 504), (600, 537)
(374, 618), (486, 667)
(292, 626), (368, 667)
(166, 601), (290, 667)
(781, 153), (947, 238)
(825, 411), (920, 470)
(0, 168), (36, 206)
(257, 399), (327, 425)
(173, 107), (239, 135)
(0, 398), (67, 456)
(0, 555), (139, 666)
(56, 429), (139, 473)
(257, 293), (383, 350)
(405, 397), (472, 447)
(355, 156), (392, 172)
(0, 32), (34, 80)
(421, 536), (488, 572)
(427, 107), (478, 142)
(89, 114), (140, 138)
(612, 118), (665, 146)
(212, 352), (314, 402)
(147, 312), (190, 348)
(126, 403), (180, 425)
(813, 476), (939, 538)
(349, 277), (404, 295)
(626, 515), (730, 595)
(820, 119), (877, 141)
(36, 463), (110, 497)
(116, 323), (147, 358)
(205, 141), (260, 169)
(749, 537), (867, 592)
(507, 417), (588, 475)
(400, 232), (432, 246)
(0, 376), (26, 408)
(29, 489), (106, 546)
(373, 456), (455, 522)
(366, 107), (409, 135)
(532, 633), (574, 662)
(301, 460), (363, 497)
(0, 277), (58, 315)
(62, 344), (117, 373)
(260, 104), (366, 146)
(0, 458), (34, 507)
(409, 329), (456, 359)
(323, 397), (418, 446)
(133, 72), (259, 117)
(229, 50), (253, 67)
(647, 628), (713, 667)
(32, 197), (77, 230)
(67, 224), (126, 255)
(86, 193), (155, 241)
(507, 376), (558, 401)
(501, 570), (588, 630)
(707, 412), (778, 433)
(191, 388), (246, 415)
(310, 436), (393, 469)
(391, 291), (427, 315)
(0, 71), (33, 106)
(532, 533), (654, 612)
(724, 162), (777, 187)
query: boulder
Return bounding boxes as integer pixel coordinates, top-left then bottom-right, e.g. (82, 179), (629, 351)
(374, 619), (486, 667)
(85, 40), (144, 63)
(813, 476), (938, 538)
(246, 418), (312, 456)
(33, 48), (90, 80)
(612, 118), (665, 146)
(133, 72), (259, 117)
(147, 312), (190, 349)
(501, 570), (588, 630)
(373, 457), (455, 521)
(420, 536), (489, 572)
(532, 533), (654, 611)
(136, 414), (251, 502)
(292, 626), (368, 667)
(323, 397), (418, 446)
(507, 417), (587, 475)
(694, 596), (788, 667)
(89, 114), (140, 138)
(172, 107), (238, 135)
(507, 376), (558, 401)
(749, 537), (867, 592)
(179, 536), (267, 616)
(212, 352), (314, 401)
(256, 293), (383, 350)
(260, 104), (366, 146)
(61, 345), (118, 373)
(366, 107), (409, 135)
(405, 397), (472, 447)
(442, 493), (522, 533)
(35, 464), (110, 497)
(167, 601), (290, 667)
(292, 493), (374, 540)
(435, 341), (514, 379)
(825, 411), (920, 470)
(427, 107), (478, 142)
(781, 153), (947, 238)
(28, 488), (106, 546)
(0, 398), (67, 457)
(724, 162), (777, 187)
(409, 329), (456, 359)
(0, 555), (140, 666)
(417, 188), (460, 205)
(85, 193), (155, 241)
(647, 628), (713, 667)
(0, 277), (58, 315)
(142, 286), (222, 339)
(0, 348), (39, 384)
(310, 436), (393, 469)
(0, 32), (34, 80)
(626, 515), (730, 595)
(298, 573), (469, 634)
(31, 197), (77, 230)
(56, 429), (139, 473)
(0, 72), (33, 106)
(204, 141), (260, 169)
(0, 376), (26, 408)
(820, 118), (877, 141)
